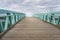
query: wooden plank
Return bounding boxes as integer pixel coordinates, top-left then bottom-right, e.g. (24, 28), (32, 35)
(2, 17), (60, 40)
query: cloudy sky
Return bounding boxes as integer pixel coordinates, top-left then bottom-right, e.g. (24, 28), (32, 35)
(0, 0), (60, 16)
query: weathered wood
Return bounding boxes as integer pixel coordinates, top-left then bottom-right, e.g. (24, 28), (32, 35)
(2, 17), (60, 40)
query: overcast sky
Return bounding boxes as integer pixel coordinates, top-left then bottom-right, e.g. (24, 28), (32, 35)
(0, 0), (60, 16)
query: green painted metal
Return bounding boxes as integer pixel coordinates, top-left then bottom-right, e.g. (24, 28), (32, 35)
(33, 12), (60, 26)
(0, 10), (26, 33)
(0, 21), (3, 33)
(4, 16), (9, 31)
(58, 17), (60, 25)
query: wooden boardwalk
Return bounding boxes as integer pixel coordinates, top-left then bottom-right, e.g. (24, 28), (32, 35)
(2, 17), (60, 40)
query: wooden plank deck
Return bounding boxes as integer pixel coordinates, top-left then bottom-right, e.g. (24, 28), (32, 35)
(1, 17), (60, 40)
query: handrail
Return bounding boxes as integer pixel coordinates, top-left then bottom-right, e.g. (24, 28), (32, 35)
(33, 13), (60, 26)
(0, 13), (26, 33)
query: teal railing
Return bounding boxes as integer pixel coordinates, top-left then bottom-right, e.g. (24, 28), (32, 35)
(0, 11), (25, 33)
(33, 12), (60, 26)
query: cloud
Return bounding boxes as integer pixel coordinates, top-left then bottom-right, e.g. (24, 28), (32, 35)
(0, 0), (10, 3)
(9, 4), (19, 9)
(0, 0), (60, 17)
(44, 0), (52, 2)
(35, 5), (47, 8)
(32, 0), (42, 2)
(22, 0), (30, 5)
